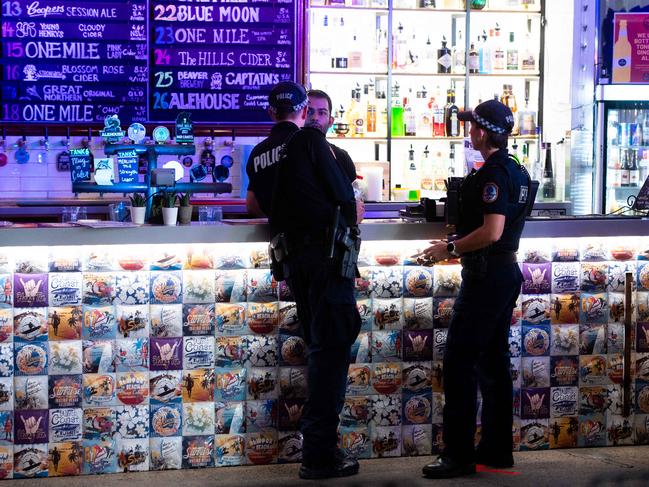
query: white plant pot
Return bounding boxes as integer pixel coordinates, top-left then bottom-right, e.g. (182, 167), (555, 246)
(130, 206), (146, 225)
(162, 207), (178, 226)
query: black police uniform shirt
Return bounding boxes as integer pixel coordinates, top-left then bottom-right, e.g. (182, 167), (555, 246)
(271, 127), (356, 236)
(331, 144), (357, 183)
(458, 148), (529, 253)
(246, 121), (300, 216)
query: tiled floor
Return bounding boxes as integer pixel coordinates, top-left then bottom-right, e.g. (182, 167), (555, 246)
(7, 445), (649, 486)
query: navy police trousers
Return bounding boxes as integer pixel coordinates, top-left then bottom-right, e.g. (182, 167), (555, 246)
(285, 246), (361, 468)
(442, 260), (522, 462)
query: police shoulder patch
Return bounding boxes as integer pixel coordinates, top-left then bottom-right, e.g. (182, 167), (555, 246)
(482, 182), (499, 203)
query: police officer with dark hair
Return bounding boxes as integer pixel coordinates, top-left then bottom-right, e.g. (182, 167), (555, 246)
(417, 100), (533, 478)
(270, 94), (362, 479)
(245, 81), (309, 217)
(306, 89), (364, 223)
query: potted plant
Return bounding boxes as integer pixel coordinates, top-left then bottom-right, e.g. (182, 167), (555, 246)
(128, 193), (147, 225)
(178, 192), (193, 224)
(161, 190), (178, 226)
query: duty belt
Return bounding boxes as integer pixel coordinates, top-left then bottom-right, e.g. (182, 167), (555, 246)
(285, 228), (331, 250)
(461, 251), (518, 267)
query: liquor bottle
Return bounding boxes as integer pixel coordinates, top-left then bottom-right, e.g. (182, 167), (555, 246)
(518, 80), (537, 135)
(375, 25), (389, 69)
(453, 30), (465, 74)
(421, 145), (433, 191)
(348, 31), (363, 69)
(507, 32), (519, 71)
(542, 142), (556, 199)
(521, 142), (531, 173)
(404, 89), (417, 136)
(613, 19), (632, 83)
(437, 36), (452, 74)
(391, 82), (405, 136)
(432, 85), (445, 137)
(319, 15), (332, 71)
(445, 89), (460, 137)
(423, 36), (436, 71)
(416, 87), (432, 136)
(393, 23), (408, 70)
(406, 144), (420, 200)
(332, 17), (349, 69)
(481, 30), (492, 74)
(433, 151), (446, 192)
(630, 149), (640, 187)
(348, 86), (365, 137)
(366, 80), (377, 133)
(521, 19), (537, 71)
(500, 84), (518, 135)
(493, 24), (505, 71)
(468, 42), (480, 74)
(620, 149), (631, 187)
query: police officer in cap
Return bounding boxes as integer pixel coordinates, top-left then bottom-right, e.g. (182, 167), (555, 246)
(417, 99), (532, 478)
(270, 87), (361, 480)
(246, 81), (308, 216)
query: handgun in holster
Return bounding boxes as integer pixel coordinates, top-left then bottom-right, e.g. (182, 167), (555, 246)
(328, 206), (361, 279)
(269, 233), (290, 281)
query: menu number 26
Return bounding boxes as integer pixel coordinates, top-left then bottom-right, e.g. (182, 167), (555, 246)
(2, 1), (21, 16)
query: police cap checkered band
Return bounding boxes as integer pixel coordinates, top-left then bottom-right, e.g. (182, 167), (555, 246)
(458, 99), (514, 135)
(268, 81), (308, 113)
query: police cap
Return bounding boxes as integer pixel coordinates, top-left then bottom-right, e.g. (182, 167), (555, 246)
(458, 99), (515, 135)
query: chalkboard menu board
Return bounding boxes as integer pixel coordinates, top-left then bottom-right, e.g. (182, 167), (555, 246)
(0, 0), (298, 124)
(1, 0), (148, 123)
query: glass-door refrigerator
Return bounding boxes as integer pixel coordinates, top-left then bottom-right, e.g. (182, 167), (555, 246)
(595, 85), (649, 214)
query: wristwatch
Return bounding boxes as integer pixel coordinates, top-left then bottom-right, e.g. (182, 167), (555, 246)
(446, 241), (460, 257)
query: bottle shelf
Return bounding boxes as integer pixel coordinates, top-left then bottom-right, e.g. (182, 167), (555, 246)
(391, 8), (540, 14)
(327, 136), (389, 141)
(310, 70), (389, 76)
(309, 5), (389, 12)
(326, 135), (539, 141)
(391, 71), (540, 77)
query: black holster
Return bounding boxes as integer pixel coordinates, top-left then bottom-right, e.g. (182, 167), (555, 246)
(269, 233), (290, 281)
(460, 252), (488, 280)
(335, 227), (361, 279)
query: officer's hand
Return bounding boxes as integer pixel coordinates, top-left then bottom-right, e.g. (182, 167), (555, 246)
(411, 240), (449, 266)
(355, 199), (365, 225)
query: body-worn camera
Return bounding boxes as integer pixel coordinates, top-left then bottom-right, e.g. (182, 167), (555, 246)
(336, 227), (361, 280)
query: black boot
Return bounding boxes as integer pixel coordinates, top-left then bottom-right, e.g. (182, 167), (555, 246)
(299, 451), (359, 480)
(422, 456), (476, 479)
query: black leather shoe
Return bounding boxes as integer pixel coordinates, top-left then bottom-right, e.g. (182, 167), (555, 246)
(299, 456), (359, 480)
(422, 456), (476, 479)
(475, 451), (514, 468)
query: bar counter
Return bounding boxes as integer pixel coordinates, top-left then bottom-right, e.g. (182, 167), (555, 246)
(1, 216), (648, 247)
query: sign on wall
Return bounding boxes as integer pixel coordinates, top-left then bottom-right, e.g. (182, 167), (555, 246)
(612, 12), (649, 84)
(0, 0), (297, 124)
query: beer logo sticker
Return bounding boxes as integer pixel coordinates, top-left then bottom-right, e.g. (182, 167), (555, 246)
(82, 273), (115, 306)
(280, 335), (306, 366)
(215, 367), (246, 402)
(0, 443), (12, 479)
(373, 299), (404, 331)
(403, 393), (432, 425)
(402, 363), (432, 393)
(116, 372), (149, 406)
(403, 330), (433, 362)
(371, 330), (402, 362)
(341, 397), (370, 426)
(247, 303), (278, 335)
(49, 408), (82, 443)
(151, 337), (182, 371)
(114, 273), (150, 306)
(404, 267), (434, 298)
(150, 304), (183, 338)
(15, 410), (49, 445)
(83, 439), (117, 475)
(117, 438), (150, 472)
(372, 426), (401, 457)
(83, 306), (117, 340)
(215, 402), (245, 435)
(13, 273), (48, 308)
(522, 356), (550, 389)
(49, 273), (82, 307)
(182, 402), (214, 436)
(340, 427), (371, 460)
(150, 437), (182, 471)
(150, 272), (183, 305)
(579, 355), (608, 385)
(48, 375), (82, 409)
(215, 303), (247, 335)
(0, 343), (12, 377)
(523, 325), (550, 357)
(48, 306), (82, 341)
(370, 395), (401, 427)
(246, 431), (277, 465)
(182, 369), (215, 403)
(550, 356), (579, 387)
(245, 335), (278, 367)
(114, 338), (149, 372)
(152, 126), (170, 145)
(184, 336), (215, 370)
(279, 367), (307, 399)
(216, 434), (246, 466)
(14, 444), (48, 478)
(116, 305), (149, 339)
(372, 363), (402, 395)
(371, 268), (403, 299)
(0, 378), (13, 411)
(182, 436), (214, 469)
(550, 386), (578, 417)
(522, 263), (552, 294)
(0, 275), (13, 309)
(115, 405), (149, 439)
(15, 376), (48, 410)
(182, 304), (214, 336)
(82, 374), (115, 407)
(183, 271), (215, 304)
(522, 295), (551, 325)
(551, 262), (580, 294)
(520, 419), (549, 451)
(150, 371), (182, 404)
(151, 404), (182, 437)
(48, 341), (82, 375)
(14, 308), (48, 342)
(15, 343), (48, 376)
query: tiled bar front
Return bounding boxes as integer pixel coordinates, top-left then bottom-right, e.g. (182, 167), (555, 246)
(0, 219), (647, 478)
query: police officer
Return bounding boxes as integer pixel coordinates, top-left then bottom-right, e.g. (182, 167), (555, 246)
(306, 89), (364, 222)
(418, 100), (531, 478)
(245, 81), (308, 217)
(270, 100), (362, 480)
